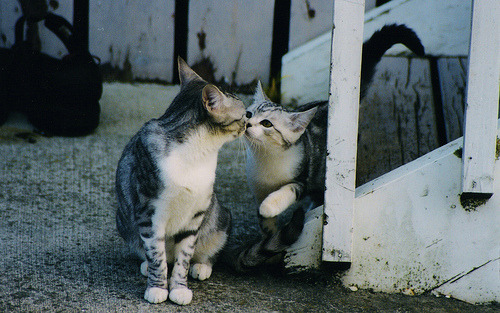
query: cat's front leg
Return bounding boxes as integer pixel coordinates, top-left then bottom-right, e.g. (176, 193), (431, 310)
(142, 237), (169, 304)
(259, 183), (302, 218)
(169, 233), (198, 305)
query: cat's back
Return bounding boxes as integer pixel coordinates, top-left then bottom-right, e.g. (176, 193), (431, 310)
(300, 101), (328, 204)
(296, 100), (328, 129)
(116, 119), (164, 201)
(117, 118), (168, 175)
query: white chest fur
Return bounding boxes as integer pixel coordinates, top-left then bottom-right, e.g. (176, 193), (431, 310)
(152, 132), (222, 236)
(246, 144), (303, 201)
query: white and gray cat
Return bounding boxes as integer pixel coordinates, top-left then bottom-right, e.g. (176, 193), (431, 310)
(115, 58), (247, 305)
(236, 24), (425, 270)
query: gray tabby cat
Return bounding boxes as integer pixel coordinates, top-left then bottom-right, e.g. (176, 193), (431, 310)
(237, 24), (425, 270)
(115, 57), (247, 305)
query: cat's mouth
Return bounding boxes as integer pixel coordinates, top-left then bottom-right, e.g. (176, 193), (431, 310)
(243, 131), (262, 145)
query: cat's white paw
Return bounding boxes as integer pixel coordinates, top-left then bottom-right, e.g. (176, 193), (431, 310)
(190, 263), (212, 281)
(260, 186), (297, 218)
(144, 287), (169, 304)
(140, 261), (148, 277)
(260, 195), (285, 218)
(169, 287), (193, 305)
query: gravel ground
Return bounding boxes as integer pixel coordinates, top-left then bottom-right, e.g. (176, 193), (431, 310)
(0, 83), (497, 312)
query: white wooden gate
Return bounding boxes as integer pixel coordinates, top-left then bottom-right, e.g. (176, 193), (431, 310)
(287, 0), (499, 304)
(300, 0), (499, 304)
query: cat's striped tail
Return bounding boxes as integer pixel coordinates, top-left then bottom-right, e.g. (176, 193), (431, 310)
(361, 24), (425, 98)
(231, 206), (305, 272)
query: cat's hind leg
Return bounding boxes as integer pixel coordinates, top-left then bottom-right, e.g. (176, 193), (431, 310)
(190, 230), (228, 280)
(140, 261), (148, 277)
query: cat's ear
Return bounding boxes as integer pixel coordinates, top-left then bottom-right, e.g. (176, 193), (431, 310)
(289, 107), (318, 135)
(178, 57), (204, 87)
(253, 80), (270, 103)
(202, 84), (226, 116)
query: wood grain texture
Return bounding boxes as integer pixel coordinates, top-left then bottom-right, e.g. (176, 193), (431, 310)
(323, 0), (365, 263)
(437, 57), (467, 142)
(357, 57), (438, 185)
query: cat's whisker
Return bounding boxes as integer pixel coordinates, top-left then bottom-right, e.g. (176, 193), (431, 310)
(234, 137), (247, 161)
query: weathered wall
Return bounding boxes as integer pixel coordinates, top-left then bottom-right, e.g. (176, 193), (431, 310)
(345, 123), (500, 304)
(0, 0), (376, 84)
(89, 1), (175, 82)
(186, 0), (275, 85)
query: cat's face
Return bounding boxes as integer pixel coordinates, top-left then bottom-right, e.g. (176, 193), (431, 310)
(245, 82), (317, 150)
(202, 85), (247, 138)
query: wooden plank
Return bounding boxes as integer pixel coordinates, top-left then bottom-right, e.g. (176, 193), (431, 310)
(323, 0), (365, 263)
(0, 1), (23, 48)
(89, 0), (175, 81)
(187, 0), (275, 85)
(461, 0), (500, 195)
(409, 58), (439, 156)
(284, 206), (324, 271)
(288, 0), (334, 51)
(288, 0), (376, 51)
(0, 0), (19, 49)
(437, 57), (467, 142)
(281, 0), (472, 105)
(347, 130), (500, 304)
(356, 57), (438, 186)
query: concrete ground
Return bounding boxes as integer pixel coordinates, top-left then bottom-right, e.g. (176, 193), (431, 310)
(0, 83), (497, 312)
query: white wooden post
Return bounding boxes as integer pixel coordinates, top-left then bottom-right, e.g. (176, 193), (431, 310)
(461, 0), (500, 196)
(323, 0), (365, 262)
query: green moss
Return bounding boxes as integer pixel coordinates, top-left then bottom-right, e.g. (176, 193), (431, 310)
(460, 193), (491, 211)
(496, 137), (500, 159)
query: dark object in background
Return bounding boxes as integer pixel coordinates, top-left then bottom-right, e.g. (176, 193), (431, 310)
(0, 13), (102, 137)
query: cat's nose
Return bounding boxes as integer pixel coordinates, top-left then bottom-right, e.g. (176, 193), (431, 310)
(246, 123), (252, 128)
(246, 111), (252, 118)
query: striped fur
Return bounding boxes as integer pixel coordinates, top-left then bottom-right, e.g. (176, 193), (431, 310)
(115, 58), (246, 305)
(237, 24), (425, 271)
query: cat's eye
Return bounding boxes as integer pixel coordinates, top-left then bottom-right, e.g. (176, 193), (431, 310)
(260, 119), (273, 128)
(246, 111), (253, 118)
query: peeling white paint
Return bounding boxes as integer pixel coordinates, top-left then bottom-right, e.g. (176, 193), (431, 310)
(341, 121), (500, 304)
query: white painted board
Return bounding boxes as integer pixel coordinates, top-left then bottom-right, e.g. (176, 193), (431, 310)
(288, 0), (376, 51)
(284, 206), (323, 271)
(343, 120), (500, 304)
(461, 0), (500, 195)
(286, 120), (500, 304)
(323, 0), (365, 263)
(89, 0), (175, 81)
(187, 0), (275, 85)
